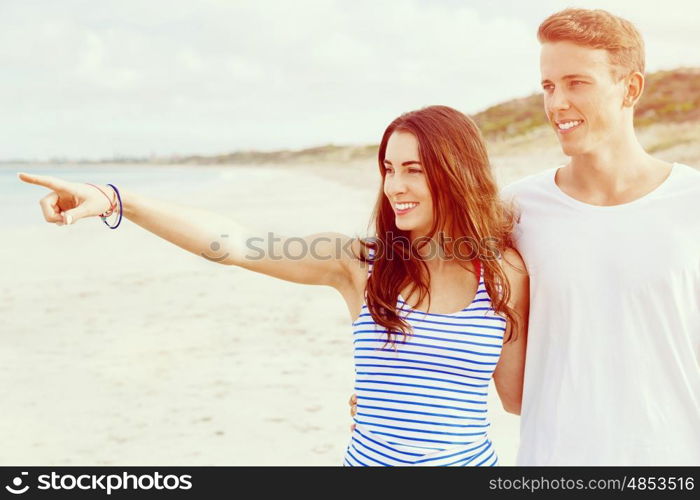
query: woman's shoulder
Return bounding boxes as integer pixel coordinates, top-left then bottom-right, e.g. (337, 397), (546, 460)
(498, 247), (528, 281)
(342, 237), (377, 284)
(354, 237), (379, 263)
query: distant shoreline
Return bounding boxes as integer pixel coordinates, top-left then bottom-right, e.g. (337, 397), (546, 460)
(4, 120), (699, 169)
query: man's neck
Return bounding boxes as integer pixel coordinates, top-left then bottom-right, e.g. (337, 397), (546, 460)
(558, 133), (673, 206)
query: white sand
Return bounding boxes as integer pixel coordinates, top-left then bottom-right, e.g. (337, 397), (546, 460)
(0, 155), (550, 466)
(4, 120), (698, 466)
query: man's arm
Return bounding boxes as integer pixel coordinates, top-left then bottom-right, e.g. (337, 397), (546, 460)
(492, 248), (529, 415)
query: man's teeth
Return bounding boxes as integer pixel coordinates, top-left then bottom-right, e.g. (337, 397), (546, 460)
(396, 202), (418, 210)
(558, 120), (582, 130)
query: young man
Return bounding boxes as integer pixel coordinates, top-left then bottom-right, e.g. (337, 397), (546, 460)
(346, 8), (700, 465)
(501, 8), (699, 465)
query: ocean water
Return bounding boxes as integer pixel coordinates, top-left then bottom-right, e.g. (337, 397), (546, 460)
(0, 164), (229, 230)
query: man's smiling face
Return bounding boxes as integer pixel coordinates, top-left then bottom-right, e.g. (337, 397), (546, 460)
(540, 41), (631, 157)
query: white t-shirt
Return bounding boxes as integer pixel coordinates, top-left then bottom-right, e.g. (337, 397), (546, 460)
(502, 163), (700, 465)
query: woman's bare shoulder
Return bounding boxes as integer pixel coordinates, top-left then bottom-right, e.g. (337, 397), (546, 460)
(339, 236), (373, 285)
(499, 247), (528, 281)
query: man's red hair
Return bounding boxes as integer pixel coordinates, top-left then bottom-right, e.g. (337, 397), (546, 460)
(538, 8), (645, 77)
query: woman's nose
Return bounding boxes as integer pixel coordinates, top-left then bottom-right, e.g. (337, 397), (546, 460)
(385, 175), (407, 197)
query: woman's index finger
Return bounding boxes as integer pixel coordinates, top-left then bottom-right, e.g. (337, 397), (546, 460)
(17, 172), (68, 192)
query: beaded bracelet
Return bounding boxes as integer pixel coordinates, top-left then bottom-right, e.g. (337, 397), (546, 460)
(101, 184), (123, 230)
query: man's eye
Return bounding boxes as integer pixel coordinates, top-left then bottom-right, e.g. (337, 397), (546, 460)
(570, 80), (585, 86)
(542, 84), (553, 92)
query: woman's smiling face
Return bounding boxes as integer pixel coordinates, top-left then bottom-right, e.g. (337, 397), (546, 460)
(382, 131), (434, 240)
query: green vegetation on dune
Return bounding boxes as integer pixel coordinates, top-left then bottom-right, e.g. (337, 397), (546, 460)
(635, 68), (700, 126)
(473, 94), (546, 139)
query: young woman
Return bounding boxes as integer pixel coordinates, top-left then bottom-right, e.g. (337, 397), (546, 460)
(18, 105), (528, 466)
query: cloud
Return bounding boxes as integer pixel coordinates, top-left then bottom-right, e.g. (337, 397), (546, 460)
(1, 0), (698, 159)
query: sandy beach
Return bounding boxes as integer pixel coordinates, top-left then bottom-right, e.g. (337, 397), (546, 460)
(1, 137), (695, 465)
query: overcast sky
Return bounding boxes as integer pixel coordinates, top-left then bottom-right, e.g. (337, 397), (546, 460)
(2, 0), (699, 160)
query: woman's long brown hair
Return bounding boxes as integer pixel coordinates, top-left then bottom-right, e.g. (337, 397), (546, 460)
(359, 105), (520, 345)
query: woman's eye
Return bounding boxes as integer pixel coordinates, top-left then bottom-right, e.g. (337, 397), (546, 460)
(409, 168), (422, 174)
(385, 167), (394, 174)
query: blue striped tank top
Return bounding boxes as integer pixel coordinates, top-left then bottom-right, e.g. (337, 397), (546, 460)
(343, 250), (506, 466)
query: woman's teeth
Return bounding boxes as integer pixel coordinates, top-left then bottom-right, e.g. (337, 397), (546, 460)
(396, 202), (418, 210)
(558, 120), (582, 130)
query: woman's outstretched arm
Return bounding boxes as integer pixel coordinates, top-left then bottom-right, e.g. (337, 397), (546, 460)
(18, 172), (362, 289)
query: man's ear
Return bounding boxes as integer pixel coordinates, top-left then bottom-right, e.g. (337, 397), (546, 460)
(624, 71), (645, 107)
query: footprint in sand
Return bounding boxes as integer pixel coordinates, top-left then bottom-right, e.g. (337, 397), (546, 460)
(264, 417), (286, 424)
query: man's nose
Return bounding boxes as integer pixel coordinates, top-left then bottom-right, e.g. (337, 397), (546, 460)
(548, 87), (570, 112)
